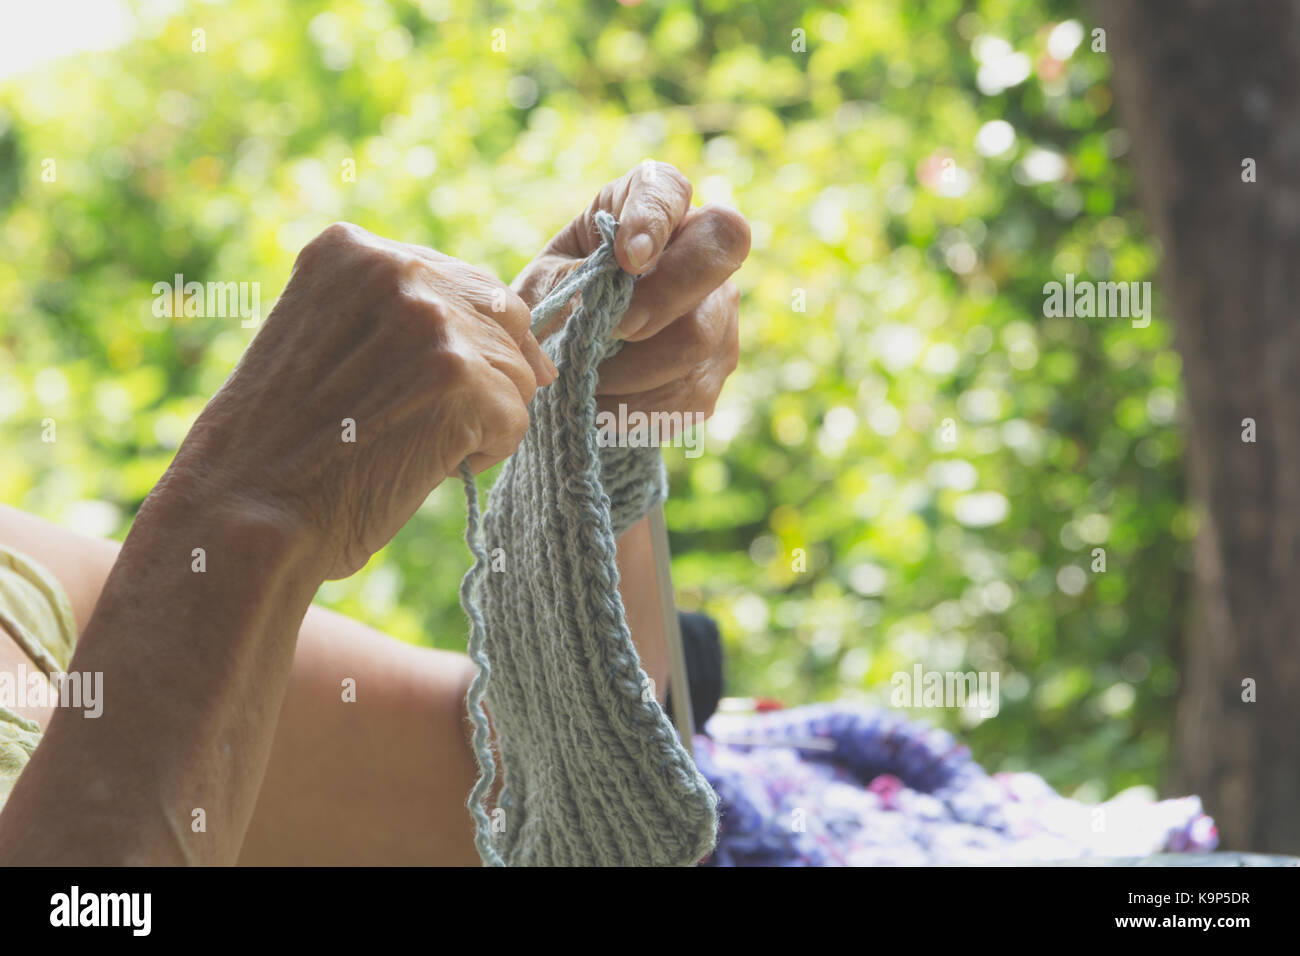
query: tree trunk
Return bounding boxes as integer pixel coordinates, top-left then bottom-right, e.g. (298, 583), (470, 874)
(1095, 0), (1300, 852)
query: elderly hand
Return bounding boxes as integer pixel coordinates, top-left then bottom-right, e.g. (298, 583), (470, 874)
(513, 162), (749, 434)
(169, 222), (556, 580)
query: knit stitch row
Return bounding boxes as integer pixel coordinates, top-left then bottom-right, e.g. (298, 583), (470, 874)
(455, 210), (718, 866)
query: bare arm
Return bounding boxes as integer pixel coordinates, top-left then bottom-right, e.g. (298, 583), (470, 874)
(0, 504), (667, 865)
(0, 485), (323, 864)
(0, 221), (553, 865)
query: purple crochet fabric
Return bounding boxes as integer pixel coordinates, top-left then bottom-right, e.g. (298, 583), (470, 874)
(692, 703), (1217, 866)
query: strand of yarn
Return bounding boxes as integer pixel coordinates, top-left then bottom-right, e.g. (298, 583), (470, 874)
(457, 458), (505, 866)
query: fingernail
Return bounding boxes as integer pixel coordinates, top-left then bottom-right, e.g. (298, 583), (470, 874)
(543, 350), (558, 382)
(626, 232), (655, 270)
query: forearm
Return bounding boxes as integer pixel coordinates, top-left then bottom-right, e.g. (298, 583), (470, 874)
(0, 484), (323, 865)
(0, 502), (487, 866)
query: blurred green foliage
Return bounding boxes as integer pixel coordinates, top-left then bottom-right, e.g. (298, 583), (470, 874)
(0, 0), (1190, 801)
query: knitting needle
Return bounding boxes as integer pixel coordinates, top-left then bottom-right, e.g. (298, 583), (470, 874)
(648, 501), (696, 757)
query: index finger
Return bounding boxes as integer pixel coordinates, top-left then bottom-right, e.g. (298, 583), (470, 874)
(614, 160), (693, 276)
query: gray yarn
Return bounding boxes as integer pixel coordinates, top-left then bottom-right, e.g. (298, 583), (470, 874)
(457, 210), (718, 866)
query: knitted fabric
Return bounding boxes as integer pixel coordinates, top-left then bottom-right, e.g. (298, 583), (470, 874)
(457, 210), (719, 866)
(694, 703), (1221, 866)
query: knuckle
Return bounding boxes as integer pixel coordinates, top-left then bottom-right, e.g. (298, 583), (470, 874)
(295, 223), (395, 288)
(428, 346), (475, 390)
(390, 253), (431, 288)
(506, 402), (530, 442)
(640, 189), (679, 232)
(722, 336), (740, 377)
(472, 269), (523, 319)
(487, 394), (530, 448)
(320, 220), (365, 242)
(725, 320), (741, 369)
(304, 221), (367, 260)
(405, 294), (453, 339)
(684, 364), (720, 416)
(723, 279), (741, 311)
(700, 204), (752, 268)
(679, 311), (716, 364)
(383, 255), (441, 309)
(653, 162), (692, 200)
